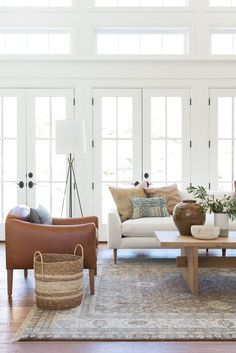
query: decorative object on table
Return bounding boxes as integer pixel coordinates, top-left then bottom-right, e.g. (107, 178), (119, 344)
(34, 244), (84, 310)
(56, 119), (86, 217)
(187, 185), (236, 237)
(191, 225), (220, 240)
(173, 200), (205, 236)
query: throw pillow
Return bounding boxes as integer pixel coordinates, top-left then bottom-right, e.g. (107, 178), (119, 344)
(109, 187), (147, 222)
(144, 184), (182, 214)
(131, 197), (169, 219)
(30, 206), (52, 225)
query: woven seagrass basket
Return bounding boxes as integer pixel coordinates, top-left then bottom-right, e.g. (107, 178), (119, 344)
(34, 244), (84, 310)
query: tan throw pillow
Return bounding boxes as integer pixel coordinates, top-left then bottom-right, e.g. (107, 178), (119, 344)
(144, 184), (181, 214)
(109, 187), (147, 222)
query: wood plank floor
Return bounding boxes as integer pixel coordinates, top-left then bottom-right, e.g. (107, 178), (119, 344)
(0, 243), (235, 353)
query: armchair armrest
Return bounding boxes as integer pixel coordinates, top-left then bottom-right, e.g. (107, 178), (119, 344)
(5, 219), (97, 269)
(107, 208), (122, 249)
(52, 216), (98, 229)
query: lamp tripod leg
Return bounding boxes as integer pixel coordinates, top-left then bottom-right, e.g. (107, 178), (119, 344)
(71, 163), (83, 217)
(61, 162), (70, 217)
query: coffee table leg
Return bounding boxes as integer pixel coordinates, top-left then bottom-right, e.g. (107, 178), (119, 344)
(180, 247), (199, 295)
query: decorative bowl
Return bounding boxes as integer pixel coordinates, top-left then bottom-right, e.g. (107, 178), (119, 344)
(190, 225), (220, 240)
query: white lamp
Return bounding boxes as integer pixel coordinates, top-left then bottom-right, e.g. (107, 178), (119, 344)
(55, 120), (86, 217)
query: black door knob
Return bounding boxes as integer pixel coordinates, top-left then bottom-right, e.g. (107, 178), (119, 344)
(28, 181), (36, 189)
(144, 173), (149, 179)
(28, 172), (33, 178)
(17, 181), (24, 189)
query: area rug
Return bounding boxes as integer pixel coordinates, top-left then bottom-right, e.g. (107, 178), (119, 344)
(16, 256), (236, 341)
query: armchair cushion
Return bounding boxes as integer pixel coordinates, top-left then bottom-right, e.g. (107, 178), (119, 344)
(30, 206), (52, 225)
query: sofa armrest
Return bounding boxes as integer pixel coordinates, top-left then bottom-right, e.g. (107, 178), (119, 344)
(107, 208), (122, 249)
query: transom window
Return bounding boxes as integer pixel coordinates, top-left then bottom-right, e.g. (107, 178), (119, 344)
(0, 29), (71, 55)
(209, 0), (236, 6)
(94, 0), (188, 7)
(96, 28), (189, 55)
(0, 0), (72, 7)
(211, 30), (236, 55)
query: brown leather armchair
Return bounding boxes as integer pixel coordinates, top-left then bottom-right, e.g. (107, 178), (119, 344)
(5, 205), (98, 298)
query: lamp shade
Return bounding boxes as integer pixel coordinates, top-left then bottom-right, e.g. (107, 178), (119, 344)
(55, 120), (86, 154)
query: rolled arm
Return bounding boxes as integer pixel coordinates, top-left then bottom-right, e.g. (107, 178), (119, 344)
(53, 216), (98, 229)
(6, 219), (97, 270)
(107, 208), (122, 249)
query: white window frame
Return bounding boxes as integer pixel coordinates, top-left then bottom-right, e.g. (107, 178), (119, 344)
(0, 0), (76, 12)
(94, 27), (189, 57)
(0, 27), (75, 58)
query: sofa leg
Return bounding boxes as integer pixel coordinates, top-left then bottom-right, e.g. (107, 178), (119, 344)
(7, 270), (13, 298)
(222, 249), (226, 257)
(206, 248), (209, 255)
(24, 269), (28, 279)
(89, 269), (95, 295)
(113, 249), (117, 264)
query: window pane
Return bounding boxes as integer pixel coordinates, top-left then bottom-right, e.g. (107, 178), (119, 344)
(49, 33), (71, 54)
(118, 97), (132, 138)
(209, 0), (232, 6)
(218, 97), (232, 138)
(27, 33), (49, 54)
(218, 140), (232, 182)
(167, 139), (181, 181)
(36, 140), (50, 181)
(52, 141), (66, 181)
(52, 183), (66, 217)
(140, 34), (161, 55)
(95, 0), (117, 6)
(102, 182), (116, 223)
(51, 97), (66, 138)
(97, 34), (118, 55)
(102, 140), (116, 181)
(151, 140), (165, 181)
(102, 97), (117, 138)
(151, 97), (166, 138)
(3, 182), (17, 220)
(5, 33), (27, 54)
(211, 33), (233, 55)
(119, 34), (139, 55)
(35, 97), (50, 138)
(3, 97), (17, 138)
(163, 34), (185, 55)
(118, 140), (132, 181)
(7, 0), (26, 6)
(36, 183), (50, 210)
(95, 0), (187, 6)
(3, 140), (17, 181)
(0, 0), (72, 6)
(119, 0), (139, 5)
(167, 97), (182, 138)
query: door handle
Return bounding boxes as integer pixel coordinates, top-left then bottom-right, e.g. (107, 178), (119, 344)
(131, 181), (140, 187)
(27, 181), (36, 189)
(28, 172), (33, 178)
(144, 173), (149, 179)
(17, 181), (24, 189)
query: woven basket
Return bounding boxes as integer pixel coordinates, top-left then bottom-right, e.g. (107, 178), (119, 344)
(34, 244), (84, 310)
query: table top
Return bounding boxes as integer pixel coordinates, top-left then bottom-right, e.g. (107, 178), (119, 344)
(154, 231), (236, 249)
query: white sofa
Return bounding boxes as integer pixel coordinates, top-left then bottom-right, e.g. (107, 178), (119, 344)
(108, 190), (236, 262)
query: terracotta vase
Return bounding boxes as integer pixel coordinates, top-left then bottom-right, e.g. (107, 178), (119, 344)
(173, 200), (205, 236)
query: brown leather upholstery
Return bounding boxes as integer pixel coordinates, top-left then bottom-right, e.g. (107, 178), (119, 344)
(5, 205), (98, 297)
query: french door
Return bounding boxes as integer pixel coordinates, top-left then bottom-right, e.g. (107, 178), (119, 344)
(93, 88), (191, 240)
(0, 88), (74, 240)
(210, 89), (236, 191)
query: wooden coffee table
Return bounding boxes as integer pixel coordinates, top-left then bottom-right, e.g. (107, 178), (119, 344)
(154, 231), (236, 295)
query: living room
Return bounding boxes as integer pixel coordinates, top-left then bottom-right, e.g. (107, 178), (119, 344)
(0, 0), (236, 352)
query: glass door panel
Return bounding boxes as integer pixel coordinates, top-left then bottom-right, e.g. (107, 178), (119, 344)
(27, 89), (74, 217)
(93, 89), (142, 240)
(210, 89), (236, 191)
(143, 89), (191, 189)
(0, 90), (26, 240)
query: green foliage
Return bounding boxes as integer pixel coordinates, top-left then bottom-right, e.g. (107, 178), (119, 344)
(186, 185), (236, 221)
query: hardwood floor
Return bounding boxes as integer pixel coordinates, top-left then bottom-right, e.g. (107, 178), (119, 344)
(0, 243), (235, 353)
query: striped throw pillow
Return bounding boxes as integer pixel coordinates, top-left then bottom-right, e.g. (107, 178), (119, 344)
(131, 196), (169, 219)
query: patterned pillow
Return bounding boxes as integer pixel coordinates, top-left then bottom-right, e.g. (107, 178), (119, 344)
(109, 187), (147, 222)
(144, 184), (182, 214)
(131, 197), (169, 219)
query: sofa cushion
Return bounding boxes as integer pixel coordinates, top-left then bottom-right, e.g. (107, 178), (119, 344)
(131, 197), (169, 219)
(122, 217), (177, 237)
(30, 206), (52, 225)
(144, 184), (182, 214)
(109, 187), (147, 222)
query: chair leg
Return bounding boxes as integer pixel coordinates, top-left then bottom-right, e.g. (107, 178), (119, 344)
(222, 249), (226, 257)
(113, 249), (117, 264)
(24, 269), (28, 279)
(94, 264), (97, 276)
(89, 269), (95, 295)
(7, 270), (13, 298)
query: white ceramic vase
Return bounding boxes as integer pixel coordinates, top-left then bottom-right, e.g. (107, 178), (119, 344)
(214, 213), (229, 237)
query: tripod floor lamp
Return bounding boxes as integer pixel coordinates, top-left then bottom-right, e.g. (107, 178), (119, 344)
(55, 120), (86, 218)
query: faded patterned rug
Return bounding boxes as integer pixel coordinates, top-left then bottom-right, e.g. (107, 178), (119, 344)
(16, 256), (236, 341)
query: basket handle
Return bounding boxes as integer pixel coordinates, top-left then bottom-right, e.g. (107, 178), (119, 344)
(33, 251), (44, 280)
(73, 244), (84, 261)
